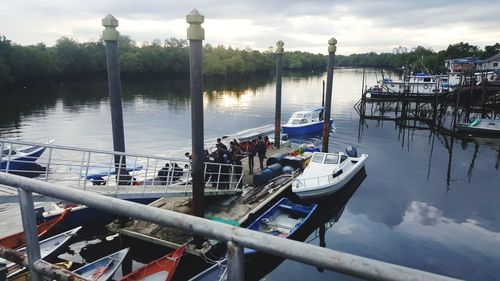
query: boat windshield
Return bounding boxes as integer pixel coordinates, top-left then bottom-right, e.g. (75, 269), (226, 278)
(311, 153), (325, 163)
(324, 154), (339, 164)
(292, 113), (304, 118)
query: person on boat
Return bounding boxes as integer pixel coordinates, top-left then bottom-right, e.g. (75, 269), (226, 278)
(256, 136), (267, 170)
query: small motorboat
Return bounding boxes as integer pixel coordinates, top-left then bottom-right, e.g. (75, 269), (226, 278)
(0, 142), (52, 172)
(73, 248), (129, 281)
(245, 197), (317, 254)
(189, 198), (317, 281)
(282, 107), (334, 136)
(1, 226), (82, 278)
(292, 146), (368, 199)
(455, 118), (500, 136)
(0, 208), (71, 249)
(120, 245), (186, 281)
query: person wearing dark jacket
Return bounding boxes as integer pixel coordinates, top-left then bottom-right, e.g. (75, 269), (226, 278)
(256, 136), (267, 170)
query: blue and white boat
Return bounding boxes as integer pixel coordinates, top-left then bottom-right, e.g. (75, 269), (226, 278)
(189, 198), (317, 281)
(0, 142), (52, 172)
(73, 248), (129, 281)
(293, 146), (368, 199)
(282, 107), (333, 136)
(245, 197), (317, 254)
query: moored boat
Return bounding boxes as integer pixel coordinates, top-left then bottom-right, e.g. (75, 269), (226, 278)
(120, 245), (186, 281)
(245, 197), (317, 254)
(0, 141), (53, 172)
(0, 208), (70, 249)
(282, 107), (334, 136)
(292, 146), (368, 199)
(73, 248), (129, 281)
(189, 198), (316, 280)
(455, 118), (500, 136)
(1, 226), (82, 278)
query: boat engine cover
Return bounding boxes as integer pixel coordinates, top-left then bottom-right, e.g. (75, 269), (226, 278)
(346, 146), (358, 158)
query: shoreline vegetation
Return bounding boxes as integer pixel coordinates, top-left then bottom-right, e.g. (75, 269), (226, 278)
(0, 34), (498, 88)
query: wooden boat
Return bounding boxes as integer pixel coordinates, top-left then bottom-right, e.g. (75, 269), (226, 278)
(455, 118), (500, 136)
(120, 245), (186, 281)
(0, 141), (53, 172)
(190, 198), (317, 280)
(0, 208), (70, 249)
(282, 107), (334, 136)
(292, 146), (368, 199)
(73, 248), (129, 281)
(1, 226), (82, 278)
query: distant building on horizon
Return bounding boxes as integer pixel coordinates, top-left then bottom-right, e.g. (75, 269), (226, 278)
(392, 46), (408, 54)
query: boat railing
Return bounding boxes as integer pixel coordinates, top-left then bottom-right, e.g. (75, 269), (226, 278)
(293, 172), (341, 189)
(0, 139), (244, 200)
(0, 172), (460, 281)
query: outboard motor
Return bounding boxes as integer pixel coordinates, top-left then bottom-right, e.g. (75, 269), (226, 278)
(346, 146), (358, 158)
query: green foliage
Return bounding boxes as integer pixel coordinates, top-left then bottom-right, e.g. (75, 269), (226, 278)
(0, 33), (498, 88)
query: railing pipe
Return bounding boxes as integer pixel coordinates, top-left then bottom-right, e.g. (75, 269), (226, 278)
(17, 189), (43, 281)
(227, 241), (244, 281)
(44, 147), (53, 181)
(0, 246), (87, 281)
(0, 173), (461, 281)
(0, 139), (186, 163)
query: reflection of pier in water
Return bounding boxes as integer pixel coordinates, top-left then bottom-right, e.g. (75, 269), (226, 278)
(355, 93), (500, 190)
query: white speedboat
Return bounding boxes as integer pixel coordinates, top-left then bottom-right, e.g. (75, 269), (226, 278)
(292, 146), (367, 199)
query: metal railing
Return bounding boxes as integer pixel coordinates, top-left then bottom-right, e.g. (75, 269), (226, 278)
(0, 172), (461, 281)
(0, 139), (243, 201)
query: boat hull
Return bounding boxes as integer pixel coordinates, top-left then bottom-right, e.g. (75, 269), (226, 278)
(282, 120), (333, 136)
(120, 245), (185, 281)
(293, 154), (368, 199)
(73, 248), (129, 281)
(456, 123), (500, 136)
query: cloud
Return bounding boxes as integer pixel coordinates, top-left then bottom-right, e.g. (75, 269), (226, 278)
(0, 0), (499, 54)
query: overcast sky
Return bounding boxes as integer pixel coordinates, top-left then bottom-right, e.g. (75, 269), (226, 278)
(1, 0), (499, 55)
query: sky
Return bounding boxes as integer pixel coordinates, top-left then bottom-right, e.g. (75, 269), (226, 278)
(1, 0), (499, 55)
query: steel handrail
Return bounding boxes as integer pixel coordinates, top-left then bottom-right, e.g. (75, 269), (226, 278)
(0, 172), (461, 281)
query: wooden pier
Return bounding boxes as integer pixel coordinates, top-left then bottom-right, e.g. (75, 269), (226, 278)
(118, 146), (305, 256)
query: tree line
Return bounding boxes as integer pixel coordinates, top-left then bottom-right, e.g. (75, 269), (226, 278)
(0, 34), (499, 88)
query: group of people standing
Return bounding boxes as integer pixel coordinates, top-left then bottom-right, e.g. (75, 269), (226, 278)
(214, 136), (271, 174)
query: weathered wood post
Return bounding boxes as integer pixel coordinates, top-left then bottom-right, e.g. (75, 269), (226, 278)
(274, 40), (284, 148)
(186, 9), (205, 219)
(102, 14), (127, 177)
(322, 38), (337, 153)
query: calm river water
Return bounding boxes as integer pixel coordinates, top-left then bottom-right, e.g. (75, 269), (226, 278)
(1, 69), (500, 280)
